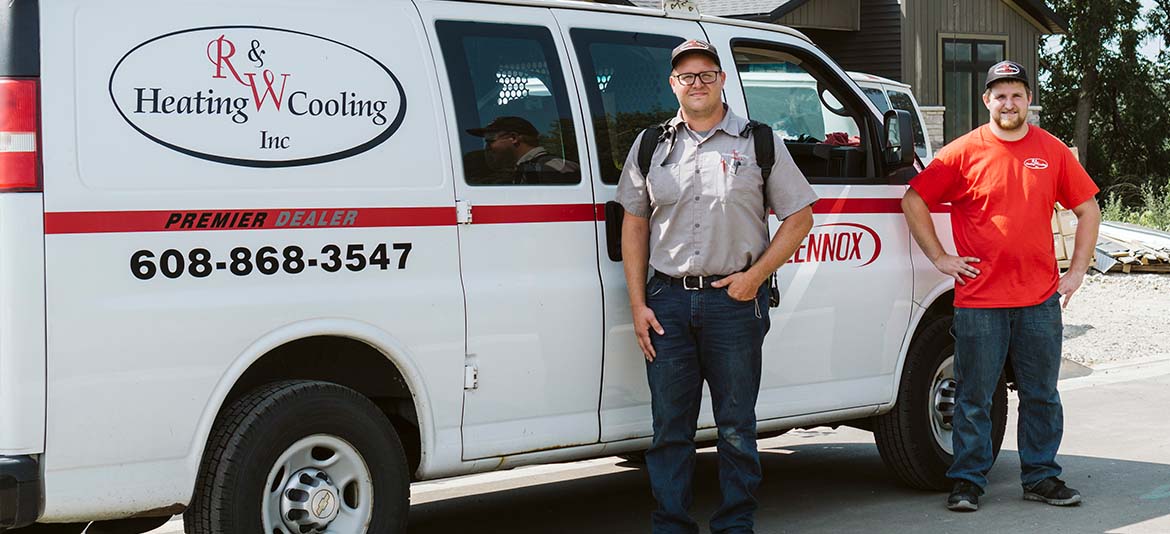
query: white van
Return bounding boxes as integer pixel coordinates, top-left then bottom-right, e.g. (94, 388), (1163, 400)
(849, 72), (935, 163)
(0, 1), (1005, 532)
(741, 71), (934, 162)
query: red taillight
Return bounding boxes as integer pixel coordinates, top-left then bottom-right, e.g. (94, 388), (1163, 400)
(0, 78), (40, 191)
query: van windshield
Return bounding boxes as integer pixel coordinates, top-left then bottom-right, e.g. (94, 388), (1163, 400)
(740, 73), (861, 142)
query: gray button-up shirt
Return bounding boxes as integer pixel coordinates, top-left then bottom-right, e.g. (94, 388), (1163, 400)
(616, 108), (818, 277)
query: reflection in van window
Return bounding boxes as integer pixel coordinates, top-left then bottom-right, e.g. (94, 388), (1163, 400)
(436, 21), (581, 186)
(886, 90), (928, 159)
(571, 29), (683, 185)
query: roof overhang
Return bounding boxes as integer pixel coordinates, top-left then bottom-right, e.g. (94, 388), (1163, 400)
(726, 0), (812, 22)
(728, 0), (1067, 35)
(1005, 0), (1068, 34)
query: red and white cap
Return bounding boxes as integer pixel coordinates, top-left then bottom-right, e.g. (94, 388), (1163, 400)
(985, 60), (1029, 89)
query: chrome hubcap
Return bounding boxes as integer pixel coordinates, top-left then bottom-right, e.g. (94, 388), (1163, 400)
(281, 468), (341, 529)
(930, 355), (957, 455)
(263, 435), (374, 534)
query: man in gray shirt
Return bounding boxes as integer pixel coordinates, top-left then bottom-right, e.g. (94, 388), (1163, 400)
(615, 39), (817, 533)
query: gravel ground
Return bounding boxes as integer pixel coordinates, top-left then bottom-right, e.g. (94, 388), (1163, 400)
(1061, 272), (1170, 366)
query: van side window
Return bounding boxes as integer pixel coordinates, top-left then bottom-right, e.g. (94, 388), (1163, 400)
(732, 42), (873, 184)
(863, 88), (889, 113)
(436, 21), (581, 186)
(886, 89), (928, 159)
(570, 29), (683, 185)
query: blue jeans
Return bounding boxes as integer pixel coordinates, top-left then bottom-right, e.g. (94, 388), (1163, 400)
(643, 276), (770, 534)
(948, 291), (1065, 489)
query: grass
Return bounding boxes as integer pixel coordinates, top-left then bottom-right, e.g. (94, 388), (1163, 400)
(1102, 178), (1170, 232)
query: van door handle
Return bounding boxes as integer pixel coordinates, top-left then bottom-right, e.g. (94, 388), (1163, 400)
(604, 201), (624, 262)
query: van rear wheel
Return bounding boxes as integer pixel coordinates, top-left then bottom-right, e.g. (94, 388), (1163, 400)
(874, 316), (1007, 490)
(185, 380), (409, 534)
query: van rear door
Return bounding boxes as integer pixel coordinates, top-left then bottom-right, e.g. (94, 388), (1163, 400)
(0, 4), (47, 528)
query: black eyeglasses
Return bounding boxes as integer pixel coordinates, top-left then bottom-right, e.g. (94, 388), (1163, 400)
(672, 70), (721, 86)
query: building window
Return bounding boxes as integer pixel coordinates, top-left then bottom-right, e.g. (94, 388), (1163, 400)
(942, 38), (1004, 142)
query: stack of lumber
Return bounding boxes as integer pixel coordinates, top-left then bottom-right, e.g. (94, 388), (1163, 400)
(1093, 222), (1170, 274)
(1052, 207), (1078, 270)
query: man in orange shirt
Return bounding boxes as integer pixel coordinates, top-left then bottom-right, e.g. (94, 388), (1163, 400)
(902, 60), (1101, 512)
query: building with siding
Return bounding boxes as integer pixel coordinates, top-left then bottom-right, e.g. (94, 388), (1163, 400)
(619, 0), (1069, 147)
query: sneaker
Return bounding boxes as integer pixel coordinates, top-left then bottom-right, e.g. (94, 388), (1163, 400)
(947, 480), (983, 512)
(1023, 477), (1082, 506)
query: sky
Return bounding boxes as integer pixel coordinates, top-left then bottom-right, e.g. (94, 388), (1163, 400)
(1043, 0), (1164, 61)
(1139, 0), (1163, 58)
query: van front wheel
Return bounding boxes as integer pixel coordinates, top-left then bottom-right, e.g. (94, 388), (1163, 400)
(185, 380), (409, 534)
(874, 316), (1007, 490)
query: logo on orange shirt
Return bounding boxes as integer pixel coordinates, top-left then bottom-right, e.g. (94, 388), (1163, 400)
(1023, 158), (1049, 170)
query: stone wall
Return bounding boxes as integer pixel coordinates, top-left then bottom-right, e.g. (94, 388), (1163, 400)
(920, 105), (945, 153)
(1028, 105), (1042, 126)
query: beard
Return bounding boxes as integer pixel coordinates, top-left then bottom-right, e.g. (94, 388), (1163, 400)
(484, 149), (516, 171)
(994, 109), (1027, 131)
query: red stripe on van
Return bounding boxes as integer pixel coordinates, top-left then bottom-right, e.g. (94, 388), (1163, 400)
(475, 203), (598, 224)
(812, 198), (902, 214)
(811, 198), (949, 214)
(44, 207), (456, 235)
(43, 198), (948, 234)
(595, 198), (949, 221)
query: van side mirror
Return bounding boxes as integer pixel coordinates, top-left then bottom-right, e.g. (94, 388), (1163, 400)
(883, 109), (916, 168)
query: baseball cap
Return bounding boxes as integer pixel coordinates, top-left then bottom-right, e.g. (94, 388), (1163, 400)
(985, 60), (1030, 89)
(671, 39), (721, 68)
(466, 116), (539, 137)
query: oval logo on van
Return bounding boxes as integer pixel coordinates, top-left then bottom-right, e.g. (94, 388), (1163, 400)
(790, 222), (883, 268)
(109, 26), (406, 167)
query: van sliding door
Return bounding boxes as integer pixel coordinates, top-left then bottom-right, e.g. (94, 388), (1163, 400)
(553, 9), (706, 442)
(422, 2), (604, 460)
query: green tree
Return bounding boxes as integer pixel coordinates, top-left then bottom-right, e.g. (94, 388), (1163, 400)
(1041, 0), (1170, 203)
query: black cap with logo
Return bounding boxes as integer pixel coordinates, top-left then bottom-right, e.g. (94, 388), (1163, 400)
(985, 60), (1030, 89)
(466, 116), (539, 138)
(671, 39), (721, 68)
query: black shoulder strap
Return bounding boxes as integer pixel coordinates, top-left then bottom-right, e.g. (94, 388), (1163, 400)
(636, 124), (668, 177)
(745, 120), (774, 180)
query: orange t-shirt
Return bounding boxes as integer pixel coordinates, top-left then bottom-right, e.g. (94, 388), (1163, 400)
(909, 125), (1099, 308)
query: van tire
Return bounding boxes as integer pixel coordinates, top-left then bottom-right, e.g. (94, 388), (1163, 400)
(874, 316), (1007, 491)
(184, 380), (409, 534)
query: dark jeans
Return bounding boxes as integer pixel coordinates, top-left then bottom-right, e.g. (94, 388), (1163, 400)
(644, 276), (770, 534)
(948, 291), (1065, 489)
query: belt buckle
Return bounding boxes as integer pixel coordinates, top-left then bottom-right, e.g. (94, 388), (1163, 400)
(683, 275), (704, 291)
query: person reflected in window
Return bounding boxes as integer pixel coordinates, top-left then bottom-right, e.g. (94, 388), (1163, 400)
(466, 116), (580, 184)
